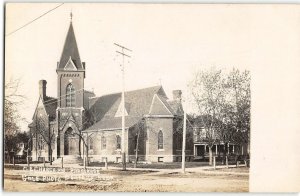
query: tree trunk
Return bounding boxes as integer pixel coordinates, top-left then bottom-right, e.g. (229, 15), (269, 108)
(86, 144), (89, 167)
(79, 137), (82, 158)
(134, 131), (140, 168)
(49, 148), (52, 165)
(209, 146), (213, 165)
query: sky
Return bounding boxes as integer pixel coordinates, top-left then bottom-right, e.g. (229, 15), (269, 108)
(4, 3), (298, 131)
(5, 3), (300, 191)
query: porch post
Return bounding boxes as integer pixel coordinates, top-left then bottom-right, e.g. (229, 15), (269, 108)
(215, 145), (218, 156)
(233, 145), (235, 153)
(227, 143), (230, 154)
(241, 145), (244, 155)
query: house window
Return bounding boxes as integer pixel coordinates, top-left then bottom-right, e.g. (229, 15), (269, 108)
(66, 83), (75, 107)
(158, 130), (163, 150)
(116, 135), (121, 149)
(200, 127), (206, 138)
(101, 136), (106, 150)
(196, 128), (201, 141)
(89, 137), (94, 150)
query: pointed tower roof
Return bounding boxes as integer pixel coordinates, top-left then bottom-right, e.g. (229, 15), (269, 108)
(57, 22), (84, 70)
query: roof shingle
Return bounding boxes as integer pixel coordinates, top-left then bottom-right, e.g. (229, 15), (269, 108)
(57, 22), (84, 70)
(85, 86), (180, 131)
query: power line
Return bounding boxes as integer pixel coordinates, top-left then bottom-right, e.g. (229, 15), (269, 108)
(6, 3), (64, 37)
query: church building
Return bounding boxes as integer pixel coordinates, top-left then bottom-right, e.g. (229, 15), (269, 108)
(28, 19), (194, 163)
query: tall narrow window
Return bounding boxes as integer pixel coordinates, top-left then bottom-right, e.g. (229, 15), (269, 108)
(66, 83), (75, 107)
(101, 136), (106, 150)
(116, 135), (121, 149)
(89, 138), (94, 150)
(38, 135), (44, 150)
(158, 130), (163, 150)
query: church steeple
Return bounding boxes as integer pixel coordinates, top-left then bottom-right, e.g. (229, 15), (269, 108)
(57, 20), (84, 71)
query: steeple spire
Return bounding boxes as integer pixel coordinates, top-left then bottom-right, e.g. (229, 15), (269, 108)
(70, 10), (73, 22)
(57, 20), (84, 71)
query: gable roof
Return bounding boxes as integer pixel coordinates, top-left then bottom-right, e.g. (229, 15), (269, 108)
(57, 22), (84, 70)
(149, 94), (173, 115)
(85, 86), (181, 131)
(167, 99), (184, 116)
(43, 96), (58, 120)
(31, 95), (57, 123)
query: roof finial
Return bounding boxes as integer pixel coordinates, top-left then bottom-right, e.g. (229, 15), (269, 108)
(70, 10), (73, 22)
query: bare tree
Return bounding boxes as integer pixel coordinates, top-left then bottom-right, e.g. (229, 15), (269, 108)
(59, 110), (96, 166)
(225, 68), (251, 154)
(189, 68), (227, 165)
(33, 109), (55, 165)
(4, 77), (25, 136)
(4, 77), (26, 160)
(190, 67), (251, 165)
(130, 119), (146, 168)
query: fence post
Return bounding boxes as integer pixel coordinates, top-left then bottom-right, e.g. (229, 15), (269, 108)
(13, 156), (15, 167)
(213, 156), (216, 170)
(27, 156), (30, 167)
(84, 157), (86, 169)
(43, 157), (46, 167)
(105, 157), (108, 170)
(226, 156), (228, 168)
(61, 157), (63, 168)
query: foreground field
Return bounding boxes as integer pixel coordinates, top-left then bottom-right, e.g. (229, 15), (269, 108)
(3, 165), (249, 192)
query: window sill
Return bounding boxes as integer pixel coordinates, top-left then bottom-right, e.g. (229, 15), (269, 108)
(157, 149), (165, 151)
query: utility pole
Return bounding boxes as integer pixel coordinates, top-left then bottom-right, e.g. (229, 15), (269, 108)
(182, 100), (187, 173)
(114, 43), (132, 171)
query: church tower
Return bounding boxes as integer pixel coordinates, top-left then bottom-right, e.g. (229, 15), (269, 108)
(56, 16), (85, 157)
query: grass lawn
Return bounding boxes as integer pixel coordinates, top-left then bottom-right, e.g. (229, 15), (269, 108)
(86, 161), (230, 169)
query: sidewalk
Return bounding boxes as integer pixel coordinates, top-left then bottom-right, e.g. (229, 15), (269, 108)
(5, 162), (249, 176)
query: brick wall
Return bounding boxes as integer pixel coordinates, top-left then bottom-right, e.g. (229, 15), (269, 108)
(86, 129), (129, 163)
(145, 117), (173, 162)
(57, 71), (84, 108)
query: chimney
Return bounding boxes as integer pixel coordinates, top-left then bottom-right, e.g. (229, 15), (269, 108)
(172, 90), (182, 102)
(39, 80), (47, 100)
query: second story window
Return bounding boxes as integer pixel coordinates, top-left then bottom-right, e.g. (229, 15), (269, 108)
(66, 83), (75, 107)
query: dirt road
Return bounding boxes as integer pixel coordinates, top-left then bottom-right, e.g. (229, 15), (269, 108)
(3, 166), (249, 192)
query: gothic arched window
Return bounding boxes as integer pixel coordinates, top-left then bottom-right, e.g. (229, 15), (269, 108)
(38, 135), (44, 150)
(116, 135), (121, 149)
(66, 83), (75, 107)
(158, 130), (163, 150)
(89, 137), (94, 150)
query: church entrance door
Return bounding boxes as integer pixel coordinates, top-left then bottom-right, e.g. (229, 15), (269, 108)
(64, 128), (73, 155)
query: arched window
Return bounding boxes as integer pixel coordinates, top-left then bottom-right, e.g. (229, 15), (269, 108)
(89, 138), (94, 150)
(158, 130), (163, 150)
(66, 83), (75, 107)
(116, 135), (121, 149)
(38, 135), (44, 150)
(101, 136), (106, 150)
